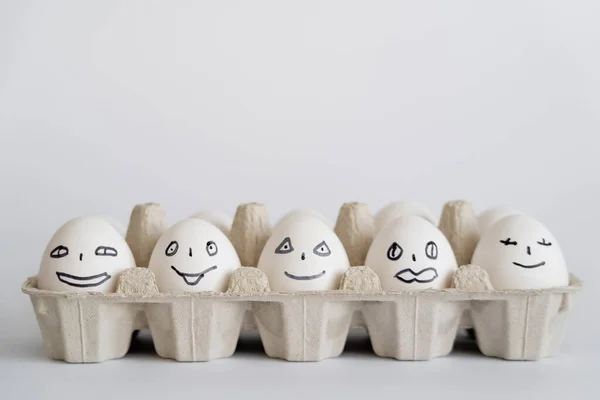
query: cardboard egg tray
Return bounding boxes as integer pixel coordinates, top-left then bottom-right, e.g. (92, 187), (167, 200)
(22, 201), (582, 363)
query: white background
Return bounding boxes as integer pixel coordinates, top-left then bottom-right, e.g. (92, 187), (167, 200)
(1, 0), (599, 398)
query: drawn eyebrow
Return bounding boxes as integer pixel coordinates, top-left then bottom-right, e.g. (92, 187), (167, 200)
(499, 238), (517, 246)
(537, 238), (552, 246)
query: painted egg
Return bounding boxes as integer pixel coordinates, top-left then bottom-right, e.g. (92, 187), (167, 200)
(477, 206), (523, 233)
(37, 216), (136, 293)
(366, 216), (457, 291)
(274, 208), (330, 229)
(257, 217), (350, 291)
(190, 210), (232, 236)
(374, 201), (436, 234)
(149, 219), (240, 292)
(471, 215), (568, 290)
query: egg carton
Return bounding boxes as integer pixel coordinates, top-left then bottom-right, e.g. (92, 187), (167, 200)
(22, 201), (582, 363)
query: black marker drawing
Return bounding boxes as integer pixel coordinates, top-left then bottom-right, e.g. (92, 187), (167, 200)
(394, 267), (438, 284)
(537, 238), (552, 246)
(95, 246), (118, 257)
(171, 265), (218, 286)
(165, 241), (179, 257)
(56, 271), (111, 288)
(512, 261), (546, 269)
(500, 238), (517, 246)
(425, 241), (438, 260)
(284, 270), (326, 281)
(312, 241), (331, 257)
(50, 245), (69, 259)
(206, 241), (218, 257)
(275, 237), (294, 254)
(387, 242), (403, 261)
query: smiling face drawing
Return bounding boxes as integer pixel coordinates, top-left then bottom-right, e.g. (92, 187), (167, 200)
(471, 215), (569, 290)
(37, 216), (135, 293)
(148, 219), (240, 292)
(257, 217), (350, 292)
(366, 216), (458, 291)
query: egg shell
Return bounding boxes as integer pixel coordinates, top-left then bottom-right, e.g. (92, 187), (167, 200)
(366, 216), (458, 291)
(190, 210), (232, 236)
(88, 214), (126, 236)
(477, 206), (523, 233)
(38, 216), (136, 293)
(374, 201), (437, 234)
(257, 216), (350, 292)
(149, 218), (240, 292)
(274, 208), (330, 229)
(471, 215), (568, 290)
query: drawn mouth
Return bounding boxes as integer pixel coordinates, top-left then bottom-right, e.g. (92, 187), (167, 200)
(284, 270), (326, 281)
(56, 272), (111, 288)
(512, 261), (546, 269)
(171, 265), (218, 286)
(394, 267), (438, 284)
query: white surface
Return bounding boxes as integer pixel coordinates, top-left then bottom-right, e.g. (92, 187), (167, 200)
(0, 0), (599, 398)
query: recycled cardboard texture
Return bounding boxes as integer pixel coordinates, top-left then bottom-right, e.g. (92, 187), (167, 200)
(125, 203), (168, 268)
(23, 201), (582, 363)
(334, 203), (374, 266)
(230, 203), (272, 267)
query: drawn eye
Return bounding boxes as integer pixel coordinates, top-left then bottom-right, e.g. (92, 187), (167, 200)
(165, 241), (179, 257)
(387, 242), (403, 261)
(537, 238), (552, 246)
(206, 241), (218, 256)
(425, 241), (438, 260)
(95, 246), (118, 257)
(275, 237), (294, 254)
(312, 241), (331, 257)
(50, 245), (69, 259)
(500, 238), (518, 246)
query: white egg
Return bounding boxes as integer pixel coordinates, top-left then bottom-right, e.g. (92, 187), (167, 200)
(91, 214), (126, 237)
(477, 206), (523, 233)
(38, 216), (136, 293)
(149, 219), (240, 292)
(274, 208), (330, 229)
(471, 215), (568, 290)
(257, 217), (350, 291)
(190, 210), (232, 236)
(374, 201), (437, 234)
(366, 216), (458, 291)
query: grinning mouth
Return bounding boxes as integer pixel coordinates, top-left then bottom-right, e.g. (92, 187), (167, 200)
(171, 265), (218, 286)
(394, 267), (438, 284)
(513, 261), (546, 269)
(56, 272), (111, 288)
(284, 270), (326, 281)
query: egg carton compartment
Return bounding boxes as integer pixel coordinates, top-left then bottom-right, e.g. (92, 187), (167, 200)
(22, 201), (582, 362)
(22, 265), (581, 363)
